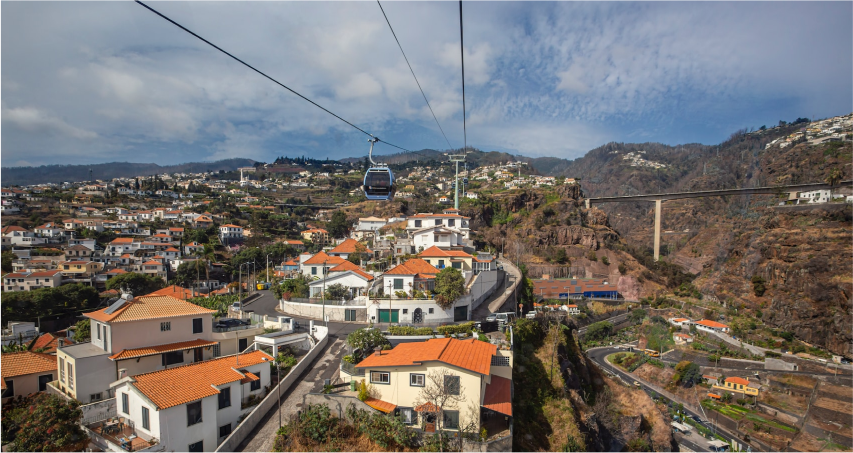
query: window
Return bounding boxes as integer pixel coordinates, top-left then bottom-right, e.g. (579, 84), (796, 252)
(60, 358), (65, 383)
(250, 379), (261, 391)
(444, 375), (460, 395)
(429, 308), (434, 314)
(438, 260), (445, 268)
(394, 279), (403, 290)
(435, 219), (443, 226)
(1, 380), (13, 398)
(212, 343), (221, 357)
(414, 220), (422, 228)
(448, 219), (455, 227)
(37, 374), (52, 392)
(370, 371), (390, 384)
(162, 351), (183, 366)
(345, 309), (357, 321)
(410, 373), (425, 387)
(443, 410), (460, 430)
(452, 262), (461, 269)
(218, 387), (231, 409)
(219, 423), (232, 438)
(311, 267), (317, 275)
(160, 322), (171, 332)
(187, 401), (203, 426)
(192, 318), (203, 334)
(188, 440), (203, 452)
(239, 338), (248, 352)
(398, 407), (415, 425)
(402, 309), (408, 314)
(142, 407), (150, 430)
(97, 323), (101, 340)
(90, 393), (102, 402)
(67, 363), (74, 390)
(122, 393), (129, 414)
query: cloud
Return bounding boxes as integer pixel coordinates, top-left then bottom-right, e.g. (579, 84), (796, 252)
(2, 106), (98, 140)
(0, 1), (850, 164)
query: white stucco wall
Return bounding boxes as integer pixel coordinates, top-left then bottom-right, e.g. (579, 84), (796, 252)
(108, 314), (214, 354)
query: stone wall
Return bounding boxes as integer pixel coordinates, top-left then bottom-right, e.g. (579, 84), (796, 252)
(301, 393), (376, 417)
(279, 299), (368, 322)
(756, 403), (802, 426)
(462, 434), (513, 452)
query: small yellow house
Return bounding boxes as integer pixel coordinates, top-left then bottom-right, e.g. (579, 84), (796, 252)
(349, 338), (512, 435)
(713, 376), (759, 396)
(59, 260), (104, 278)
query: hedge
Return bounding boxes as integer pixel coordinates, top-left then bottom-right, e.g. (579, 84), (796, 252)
(436, 322), (475, 336)
(387, 326), (435, 336)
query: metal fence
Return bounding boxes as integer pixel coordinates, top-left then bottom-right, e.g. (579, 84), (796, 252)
(340, 360), (364, 376)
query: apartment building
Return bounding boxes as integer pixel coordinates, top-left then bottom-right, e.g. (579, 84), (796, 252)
(2, 270), (63, 292)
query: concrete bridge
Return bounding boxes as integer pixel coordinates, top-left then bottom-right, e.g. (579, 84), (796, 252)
(585, 180), (853, 261)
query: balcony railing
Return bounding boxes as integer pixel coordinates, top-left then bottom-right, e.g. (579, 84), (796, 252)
(212, 323), (259, 333)
(340, 360), (364, 377)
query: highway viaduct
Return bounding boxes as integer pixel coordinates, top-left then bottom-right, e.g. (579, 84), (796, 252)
(585, 180), (853, 261)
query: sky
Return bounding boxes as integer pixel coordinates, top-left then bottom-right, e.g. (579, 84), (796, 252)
(2, 1), (851, 167)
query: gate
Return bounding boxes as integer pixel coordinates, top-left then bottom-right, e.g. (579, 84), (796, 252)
(453, 306), (468, 322)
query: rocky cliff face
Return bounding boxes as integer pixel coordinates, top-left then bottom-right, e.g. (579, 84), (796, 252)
(694, 205), (853, 356)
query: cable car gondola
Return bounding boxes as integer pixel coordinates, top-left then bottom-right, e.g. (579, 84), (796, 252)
(362, 137), (396, 201)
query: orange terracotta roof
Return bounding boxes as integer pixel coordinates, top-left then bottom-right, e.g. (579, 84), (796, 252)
(84, 295), (214, 323)
(384, 258), (438, 276)
(726, 377), (750, 386)
(164, 247), (180, 252)
(327, 261), (374, 281)
(240, 371), (260, 384)
(143, 285), (199, 300)
(168, 228), (184, 232)
(1, 351), (57, 379)
(301, 228), (328, 234)
(108, 269), (128, 274)
(363, 397), (396, 414)
(695, 319), (729, 329)
(130, 350), (273, 409)
(409, 213), (468, 218)
(31, 333), (71, 353)
(220, 224), (242, 229)
(111, 238), (134, 244)
(329, 238), (373, 255)
(2, 226), (28, 234)
(283, 239), (304, 245)
(142, 260), (163, 266)
(356, 338), (496, 375)
(672, 318), (689, 322)
(303, 252), (346, 266)
(483, 375), (512, 416)
(109, 339), (217, 361)
(708, 393), (721, 399)
(419, 246), (472, 258)
(283, 260), (299, 266)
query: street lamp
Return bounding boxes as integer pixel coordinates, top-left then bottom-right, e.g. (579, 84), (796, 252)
(265, 253), (274, 284)
(388, 281), (393, 327)
(321, 259), (328, 327)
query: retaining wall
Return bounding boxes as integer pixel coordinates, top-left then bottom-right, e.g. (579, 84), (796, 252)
(469, 270), (504, 311)
(301, 393), (377, 417)
(279, 299), (368, 322)
(756, 403), (802, 426)
(462, 434), (513, 452)
(215, 326), (330, 452)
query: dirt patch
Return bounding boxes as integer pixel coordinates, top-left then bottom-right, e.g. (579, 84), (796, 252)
(759, 389), (808, 413)
(633, 363), (674, 388)
(771, 373), (818, 389)
(818, 382), (853, 399)
(813, 396), (853, 414)
(602, 378), (672, 451)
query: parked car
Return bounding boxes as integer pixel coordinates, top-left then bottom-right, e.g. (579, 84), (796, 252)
(525, 312), (537, 319)
(485, 314), (497, 322)
(633, 381), (641, 389)
(495, 312), (516, 324)
(231, 302), (242, 312)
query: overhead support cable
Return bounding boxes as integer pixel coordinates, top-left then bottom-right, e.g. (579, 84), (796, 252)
(134, 0), (412, 153)
(377, 0), (454, 152)
(459, 0), (467, 154)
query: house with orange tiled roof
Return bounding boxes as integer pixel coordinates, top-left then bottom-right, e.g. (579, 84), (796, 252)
(1, 351), (58, 403)
(692, 319), (730, 333)
(300, 251), (346, 278)
(419, 245), (474, 271)
(346, 338), (512, 435)
(280, 238), (305, 251)
(328, 238), (373, 260)
(382, 258), (439, 296)
(2, 269), (63, 292)
(137, 260), (167, 281)
(307, 260), (375, 298)
(712, 376), (760, 396)
(55, 294), (221, 403)
(301, 227), (330, 245)
(193, 215), (213, 229)
(219, 224), (244, 245)
(29, 332), (75, 354)
(110, 350), (273, 452)
(406, 209), (470, 238)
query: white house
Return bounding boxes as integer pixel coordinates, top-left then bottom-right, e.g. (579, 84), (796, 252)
(356, 216), (387, 232)
(300, 252), (346, 279)
(2, 270), (63, 292)
(411, 226), (468, 251)
(218, 224), (244, 243)
(381, 258), (439, 297)
(406, 211), (470, 239)
(669, 317), (691, 327)
(692, 319), (730, 333)
(109, 350), (273, 452)
(307, 261), (375, 298)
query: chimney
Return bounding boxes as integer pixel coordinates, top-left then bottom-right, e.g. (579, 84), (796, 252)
(58, 338), (64, 347)
(375, 350), (381, 356)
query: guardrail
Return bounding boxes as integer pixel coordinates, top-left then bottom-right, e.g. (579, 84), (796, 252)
(340, 360), (364, 377)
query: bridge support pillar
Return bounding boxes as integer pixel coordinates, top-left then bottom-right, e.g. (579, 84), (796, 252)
(653, 199), (662, 261)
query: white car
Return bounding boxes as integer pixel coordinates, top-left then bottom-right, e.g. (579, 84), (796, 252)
(525, 312), (537, 319)
(231, 302), (242, 312)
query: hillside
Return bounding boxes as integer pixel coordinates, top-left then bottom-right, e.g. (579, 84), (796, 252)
(1, 158), (256, 186)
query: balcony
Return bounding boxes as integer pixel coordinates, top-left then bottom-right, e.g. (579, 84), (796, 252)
(84, 414), (163, 452)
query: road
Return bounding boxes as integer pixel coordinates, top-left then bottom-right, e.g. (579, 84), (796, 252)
(472, 258), (521, 320)
(588, 345), (753, 452)
(242, 289), (365, 337)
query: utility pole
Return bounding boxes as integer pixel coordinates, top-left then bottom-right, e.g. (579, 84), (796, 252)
(450, 154), (465, 209)
(322, 259), (327, 326)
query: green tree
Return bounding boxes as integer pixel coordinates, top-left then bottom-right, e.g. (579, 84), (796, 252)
(433, 267), (466, 310)
(325, 283), (351, 301)
(1, 284), (99, 322)
(750, 275), (766, 297)
(346, 327), (388, 360)
(73, 319), (91, 342)
(105, 272), (165, 296)
(327, 210), (350, 238)
(1, 251), (16, 272)
(346, 242), (369, 265)
(554, 248), (569, 265)
(629, 308), (647, 324)
(585, 321), (613, 342)
(1, 393), (89, 452)
(618, 262), (627, 275)
(673, 361), (702, 387)
(825, 167), (844, 200)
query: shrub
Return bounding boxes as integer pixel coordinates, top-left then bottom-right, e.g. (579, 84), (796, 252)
(298, 404), (338, 443)
(356, 381), (370, 402)
(751, 275), (766, 297)
(342, 355), (356, 364)
(436, 321), (474, 336)
(618, 262), (627, 275)
(395, 290), (408, 298)
(601, 256), (610, 265)
(587, 250), (598, 262)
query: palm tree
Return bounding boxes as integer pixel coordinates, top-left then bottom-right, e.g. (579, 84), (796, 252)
(825, 167), (843, 201)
